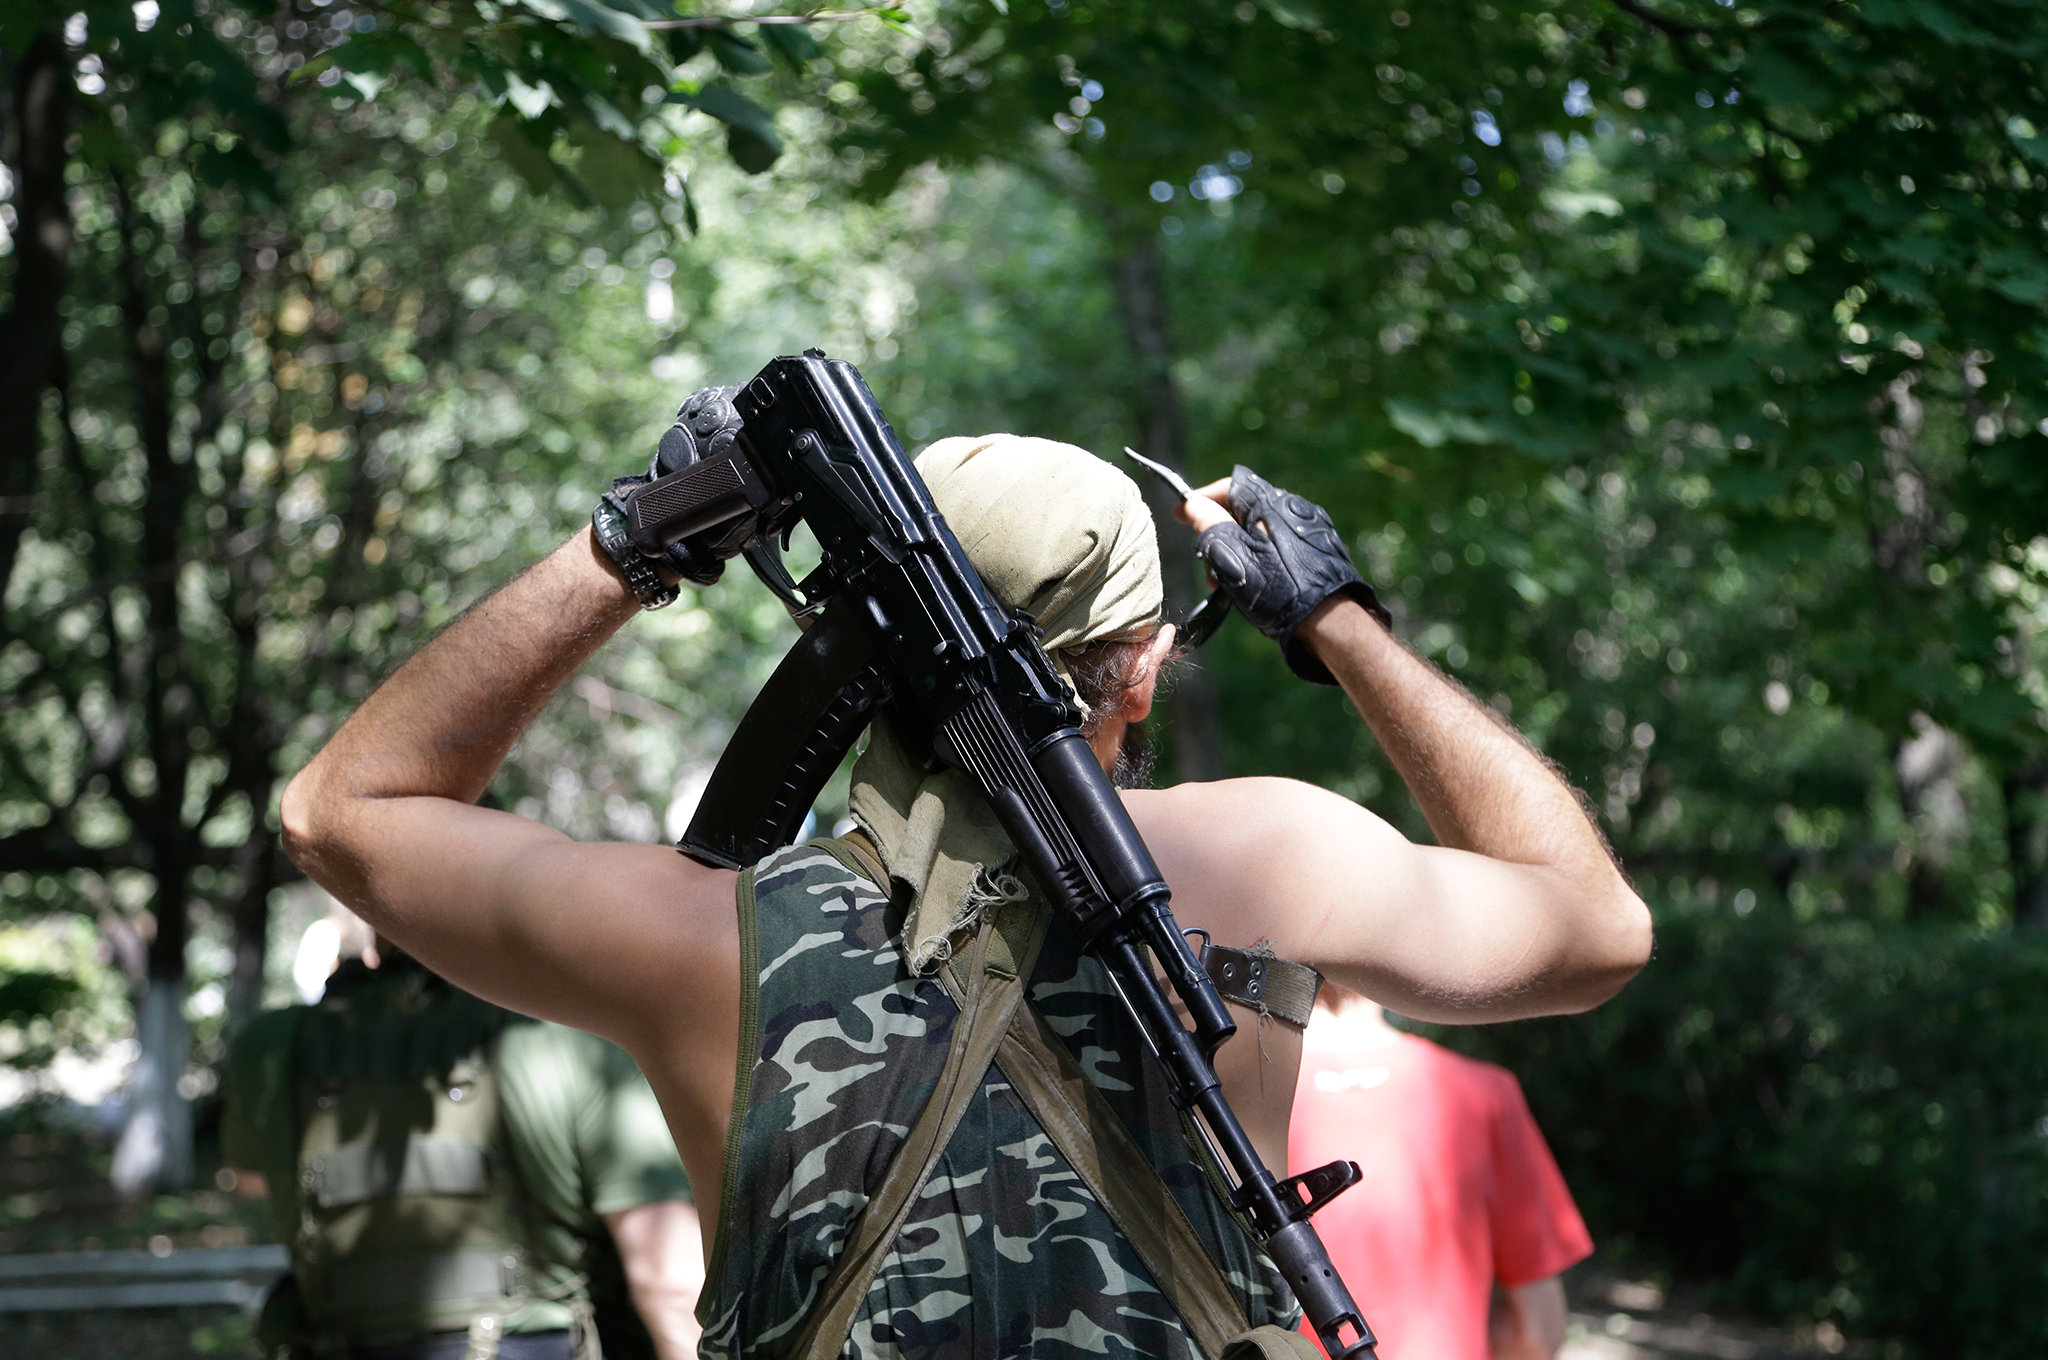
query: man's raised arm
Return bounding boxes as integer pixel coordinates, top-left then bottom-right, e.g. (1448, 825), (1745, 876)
(1290, 591), (1650, 1014)
(279, 528), (737, 1045)
(1140, 472), (1650, 1023)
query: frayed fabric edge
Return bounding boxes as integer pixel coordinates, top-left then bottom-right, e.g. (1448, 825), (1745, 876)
(905, 861), (1029, 976)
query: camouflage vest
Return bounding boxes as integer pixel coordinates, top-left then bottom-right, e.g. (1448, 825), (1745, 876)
(249, 964), (594, 1356)
(700, 839), (1302, 1360)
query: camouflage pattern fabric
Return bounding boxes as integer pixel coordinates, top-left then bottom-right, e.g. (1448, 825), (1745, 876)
(701, 840), (1298, 1360)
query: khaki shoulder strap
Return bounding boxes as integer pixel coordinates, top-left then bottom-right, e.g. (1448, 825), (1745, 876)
(789, 901), (1049, 1360)
(1220, 1326), (1328, 1359)
(826, 828), (890, 894)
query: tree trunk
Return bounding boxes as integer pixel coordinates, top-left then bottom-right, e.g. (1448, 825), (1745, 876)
(1111, 239), (1225, 783)
(0, 29), (74, 598)
(110, 980), (193, 1194)
(1894, 717), (1965, 921)
(110, 168), (197, 1192)
(2006, 759), (2048, 930)
(227, 839), (279, 1030)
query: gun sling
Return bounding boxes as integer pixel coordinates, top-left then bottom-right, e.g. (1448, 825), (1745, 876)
(1199, 946), (1323, 1031)
(790, 841), (1318, 1360)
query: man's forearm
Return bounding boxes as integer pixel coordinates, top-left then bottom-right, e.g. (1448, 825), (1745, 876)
(606, 1201), (705, 1360)
(1491, 1277), (1569, 1360)
(1299, 598), (1619, 881)
(282, 529), (638, 874)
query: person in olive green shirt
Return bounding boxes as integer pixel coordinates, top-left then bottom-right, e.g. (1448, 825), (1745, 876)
(223, 944), (703, 1360)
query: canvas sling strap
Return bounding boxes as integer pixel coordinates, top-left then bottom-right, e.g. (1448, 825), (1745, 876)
(788, 881), (1047, 1360)
(1198, 944), (1323, 1031)
(995, 984), (1321, 1360)
(793, 836), (1320, 1360)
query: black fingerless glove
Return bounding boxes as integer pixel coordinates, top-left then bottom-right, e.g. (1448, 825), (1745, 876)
(1195, 465), (1392, 685)
(597, 385), (753, 592)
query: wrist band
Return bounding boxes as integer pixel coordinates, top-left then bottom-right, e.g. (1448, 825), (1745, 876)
(591, 499), (679, 610)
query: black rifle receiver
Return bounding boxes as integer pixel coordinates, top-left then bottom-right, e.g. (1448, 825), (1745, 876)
(635, 351), (1378, 1359)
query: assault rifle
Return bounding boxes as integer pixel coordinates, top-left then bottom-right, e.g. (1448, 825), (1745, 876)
(631, 350), (1378, 1359)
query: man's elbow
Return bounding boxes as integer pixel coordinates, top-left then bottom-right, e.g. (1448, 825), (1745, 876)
(279, 766), (335, 877)
(1608, 879), (1654, 974)
(1566, 880), (1652, 1010)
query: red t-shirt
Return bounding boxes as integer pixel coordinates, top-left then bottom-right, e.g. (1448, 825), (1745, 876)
(1289, 1031), (1592, 1360)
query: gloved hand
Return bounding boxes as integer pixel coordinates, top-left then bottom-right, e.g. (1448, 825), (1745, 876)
(602, 385), (754, 586)
(1194, 465), (1392, 685)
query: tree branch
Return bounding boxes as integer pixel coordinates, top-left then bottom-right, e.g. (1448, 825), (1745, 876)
(0, 28), (75, 600)
(0, 827), (151, 874)
(1608, 0), (1713, 42)
(643, 10), (880, 29)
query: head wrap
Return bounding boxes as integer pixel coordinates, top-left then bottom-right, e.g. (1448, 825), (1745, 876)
(847, 434), (1165, 973)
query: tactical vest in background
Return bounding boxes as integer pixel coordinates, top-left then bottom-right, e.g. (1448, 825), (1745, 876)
(246, 961), (595, 1358)
(701, 839), (1309, 1360)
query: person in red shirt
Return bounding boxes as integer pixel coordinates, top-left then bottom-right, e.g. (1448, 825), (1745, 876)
(1290, 986), (1593, 1360)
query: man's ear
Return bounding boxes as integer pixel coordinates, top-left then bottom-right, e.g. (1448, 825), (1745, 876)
(1124, 624), (1179, 723)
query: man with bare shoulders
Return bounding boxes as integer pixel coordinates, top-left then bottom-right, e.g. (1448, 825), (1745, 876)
(283, 407), (1649, 1360)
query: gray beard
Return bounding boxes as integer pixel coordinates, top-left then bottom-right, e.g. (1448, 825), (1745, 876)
(1111, 722), (1157, 790)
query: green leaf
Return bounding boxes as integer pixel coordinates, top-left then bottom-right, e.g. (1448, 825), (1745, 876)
(1903, 1), (1997, 47)
(504, 72), (557, 119)
(1741, 45), (1830, 111)
(583, 92), (638, 141)
(0, 971), (82, 1027)
(661, 27), (704, 62)
(1260, 0), (1324, 31)
(563, 121), (665, 210)
(758, 21), (822, 74)
(196, 142), (282, 209)
(330, 30), (412, 77)
(488, 112), (561, 194)
(669, 84), (783, 173)
(1989, 270), (2048, 307)
(1386, 399), (1496, 448)
(2007, 116), (2048, 166)
(705, 27), (771, 76)
(73, 117), (138, 175)
(679, 172), (701, 235)
(516, 0), (652, 55)
(723, 120), (781, 174)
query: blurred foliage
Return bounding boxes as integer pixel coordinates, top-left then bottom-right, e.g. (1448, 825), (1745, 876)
(1423, 909), (2048, 1357)
(0, 919), (129, 1076)
(834, 0), (2048, 922)
(0, 0), (886, 1191)
(4, 0), (2048, 1348)
(0, 0), (849, 218)
(0, 1104), (272, 1256)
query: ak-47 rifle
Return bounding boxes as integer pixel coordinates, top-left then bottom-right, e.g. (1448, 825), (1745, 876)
(623, 349), (1378, 1359)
